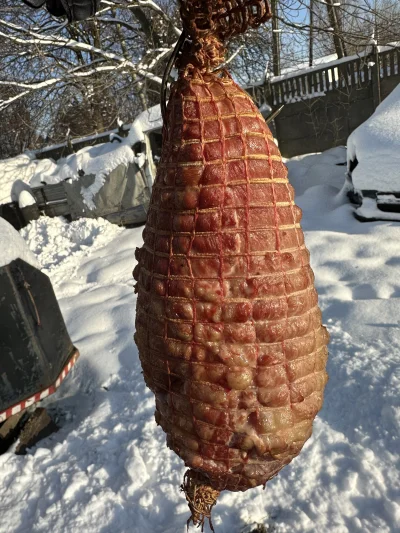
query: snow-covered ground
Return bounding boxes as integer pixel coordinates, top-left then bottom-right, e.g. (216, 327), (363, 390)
(0, 146), (399, 533)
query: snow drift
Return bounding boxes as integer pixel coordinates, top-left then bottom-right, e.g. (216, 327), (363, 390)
(0, 217), (39, 268)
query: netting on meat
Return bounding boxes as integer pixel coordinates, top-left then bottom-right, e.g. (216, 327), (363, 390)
(178, 0), (272, 72)
(180, 0), (272, 41)
(134, 72), (329, 492)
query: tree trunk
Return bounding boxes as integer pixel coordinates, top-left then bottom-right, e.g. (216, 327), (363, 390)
(271, 0), (281, 76)
(326, 0), (347, 58)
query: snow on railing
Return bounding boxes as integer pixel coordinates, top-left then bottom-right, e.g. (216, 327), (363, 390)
(264, 45), (400, 106)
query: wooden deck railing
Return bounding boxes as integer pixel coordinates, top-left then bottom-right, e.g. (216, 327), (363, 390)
(246, 46), (400, 107)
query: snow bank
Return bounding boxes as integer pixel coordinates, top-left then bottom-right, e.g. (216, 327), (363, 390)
(0, 217), (39, 268)
(20, 216), (124, 285)
(1, 150), (399, 533)
(284, 146), (347, 196)
(347, 83), (400, 192)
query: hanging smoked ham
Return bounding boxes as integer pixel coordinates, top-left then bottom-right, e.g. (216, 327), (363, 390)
(133, 1), (329, 529)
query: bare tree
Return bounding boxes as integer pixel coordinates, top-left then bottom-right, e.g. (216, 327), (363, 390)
(271, 0), (400, 73)
(0, 0), (181, 149)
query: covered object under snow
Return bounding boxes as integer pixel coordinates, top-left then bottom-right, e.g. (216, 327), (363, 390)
(63, 162), (150, 225)
(347, 83), (400, 193)
(0, 106), (162, 228)
(347, 83), (400, 220)
(0, 219), (79, 420)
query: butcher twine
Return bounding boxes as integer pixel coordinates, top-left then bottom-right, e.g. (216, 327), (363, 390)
(178, 0), (272, 73)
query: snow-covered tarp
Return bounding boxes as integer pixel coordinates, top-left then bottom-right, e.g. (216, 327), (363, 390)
(0, 107), (163, 208)
(0, 146), (399, 533)
(0, 143), (135, 209)
(347, 83), (400, 193)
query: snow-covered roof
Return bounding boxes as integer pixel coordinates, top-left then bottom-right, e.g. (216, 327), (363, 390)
(347, 83), (400, 192)
(244, 53), (340, 88)
(0, 217), (40, 268)
(32, 126), (130, 159)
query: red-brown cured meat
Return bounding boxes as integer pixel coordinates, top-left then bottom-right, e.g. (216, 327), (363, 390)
(133, 70), (329, 493)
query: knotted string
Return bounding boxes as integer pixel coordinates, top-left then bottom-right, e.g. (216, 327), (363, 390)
(179, 0), (272, 72)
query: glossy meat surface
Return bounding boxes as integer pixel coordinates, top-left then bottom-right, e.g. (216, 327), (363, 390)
(134, 72), (329, 492)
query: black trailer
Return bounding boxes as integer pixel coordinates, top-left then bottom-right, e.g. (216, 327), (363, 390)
(0, 258), (79, 423)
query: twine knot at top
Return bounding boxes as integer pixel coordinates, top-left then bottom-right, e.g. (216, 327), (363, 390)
(178, 0), (272, 72)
